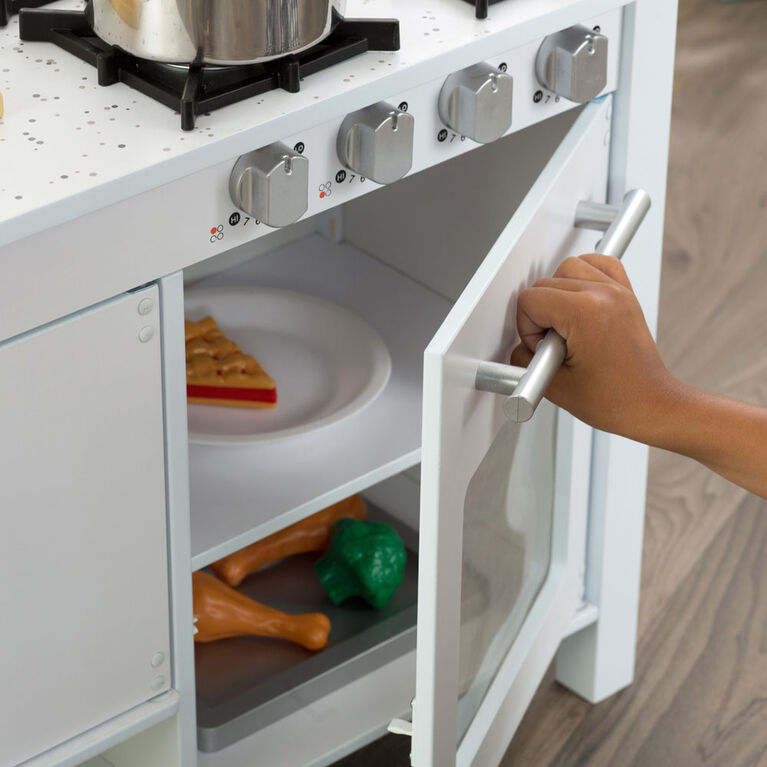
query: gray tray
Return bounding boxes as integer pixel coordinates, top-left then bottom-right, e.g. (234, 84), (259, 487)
(195, 507), (418, 753)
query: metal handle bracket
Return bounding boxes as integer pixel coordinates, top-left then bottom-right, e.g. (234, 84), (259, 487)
(574, 200), (619, 231)
(475, 361), (526, 396)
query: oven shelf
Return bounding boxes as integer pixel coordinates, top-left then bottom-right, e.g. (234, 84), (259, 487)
(195, 504), (418, 754)
(187, 233), (451, 569)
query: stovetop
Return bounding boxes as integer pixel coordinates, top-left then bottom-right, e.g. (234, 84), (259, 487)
(0, 0), (598, 244)
(18, 8), (400, 130)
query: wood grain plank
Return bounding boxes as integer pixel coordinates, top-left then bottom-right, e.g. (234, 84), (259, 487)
(640, 0), (767, 634)
(506, 493), (767, 767)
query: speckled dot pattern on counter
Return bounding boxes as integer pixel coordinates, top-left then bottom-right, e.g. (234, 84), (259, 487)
(0, 0), (582, 239)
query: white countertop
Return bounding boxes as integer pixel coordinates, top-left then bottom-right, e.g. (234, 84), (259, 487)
(0, 0), (619, 245)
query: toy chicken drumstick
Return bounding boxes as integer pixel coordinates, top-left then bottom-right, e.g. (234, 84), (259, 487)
(210, 495), (367, 587)
(192, 571), (330, 651)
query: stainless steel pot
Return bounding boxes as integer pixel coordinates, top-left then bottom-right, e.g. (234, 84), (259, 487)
(88, 0), (347, 65)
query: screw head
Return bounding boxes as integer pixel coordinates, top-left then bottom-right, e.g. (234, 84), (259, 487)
(137, 298), (153, 316)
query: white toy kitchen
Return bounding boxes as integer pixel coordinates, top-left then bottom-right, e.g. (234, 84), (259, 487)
(0, 0), (677, 764)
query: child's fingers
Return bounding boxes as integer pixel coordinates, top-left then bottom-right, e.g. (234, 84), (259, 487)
(553, 255), (617, 283)
(578, 253), (633, 288)
(516, 286), (578, 351)
(532, 276), (618, 293)
(510, 342), (534, 367)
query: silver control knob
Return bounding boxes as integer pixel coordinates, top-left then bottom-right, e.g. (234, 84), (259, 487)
(229, 142), (308, 228)
(337, 102), (414, 184)
(438, 63), (513, 144)
(535, 25), (608, 103)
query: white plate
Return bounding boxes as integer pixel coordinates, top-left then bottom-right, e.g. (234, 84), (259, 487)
(185, 287), (392, 446)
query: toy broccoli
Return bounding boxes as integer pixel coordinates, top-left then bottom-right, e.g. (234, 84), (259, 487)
(314, 518), (406, 609)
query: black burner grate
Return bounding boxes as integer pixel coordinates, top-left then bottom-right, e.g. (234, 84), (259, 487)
(463, 0), (505, 20)
(0, 0), (52, 28)
(18, 8), (400, 130)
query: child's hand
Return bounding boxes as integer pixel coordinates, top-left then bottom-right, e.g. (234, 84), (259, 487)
(510, 253), (679, 443)
(512, 253), (767, 499)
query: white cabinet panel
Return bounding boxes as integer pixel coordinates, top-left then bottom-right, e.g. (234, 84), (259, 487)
(0, 287), (170, 767)
(414, 98), (611, 767)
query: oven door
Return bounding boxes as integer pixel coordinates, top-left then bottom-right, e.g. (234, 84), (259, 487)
(413, 97), (612, 767)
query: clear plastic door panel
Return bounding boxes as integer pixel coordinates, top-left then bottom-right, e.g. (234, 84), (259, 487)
(0, 286), (170, 766)
(414, 98), (611, 767)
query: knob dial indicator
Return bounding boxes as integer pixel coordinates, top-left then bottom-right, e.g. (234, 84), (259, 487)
(438, 63), (514, 144)
(229, 142), (309, 228)
(337, 102), (415, 185)
(535, 25), (608, 104)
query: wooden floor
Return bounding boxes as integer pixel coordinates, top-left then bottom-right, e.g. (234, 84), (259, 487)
(503, 0), (767, 763)
(335, 0), (767, 764)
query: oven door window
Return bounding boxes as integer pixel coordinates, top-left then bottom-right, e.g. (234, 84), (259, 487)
(458, 400), (557, 738)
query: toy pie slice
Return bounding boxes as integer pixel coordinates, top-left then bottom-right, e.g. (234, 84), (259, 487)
(185, 316), (277, 408)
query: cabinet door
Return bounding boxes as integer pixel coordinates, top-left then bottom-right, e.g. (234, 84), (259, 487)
(0, 286), (170, 766)
(413, 98), (611, 767)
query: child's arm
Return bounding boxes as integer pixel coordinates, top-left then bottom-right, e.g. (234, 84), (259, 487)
(510, 253), (767, 499)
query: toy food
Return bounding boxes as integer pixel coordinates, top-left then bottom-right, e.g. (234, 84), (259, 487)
(192, 571), (330, 650)
(314, 519), (406, 609)
(185, 316), (277, 408)
(211, 495), (367, 587)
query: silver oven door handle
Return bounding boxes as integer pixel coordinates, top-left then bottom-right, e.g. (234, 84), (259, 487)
(475, 188), (651, 422)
